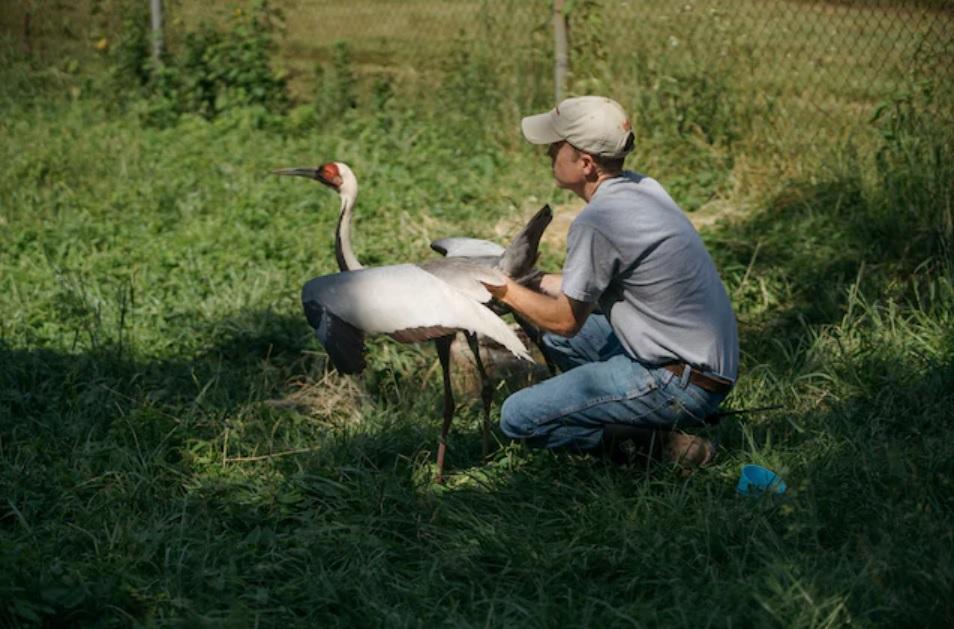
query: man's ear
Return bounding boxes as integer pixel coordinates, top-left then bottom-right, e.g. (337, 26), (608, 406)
(580, 152), (599, 178)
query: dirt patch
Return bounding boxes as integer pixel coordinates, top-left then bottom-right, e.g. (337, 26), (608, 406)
(265, 369), (367, 426)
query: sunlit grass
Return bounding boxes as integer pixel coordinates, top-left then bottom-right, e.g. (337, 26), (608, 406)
(1, 1), (953, 626)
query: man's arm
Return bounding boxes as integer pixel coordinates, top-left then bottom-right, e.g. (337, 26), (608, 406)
(485, 275), (594, 337)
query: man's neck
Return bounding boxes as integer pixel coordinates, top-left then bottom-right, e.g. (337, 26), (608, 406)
(580, 172), (618, 202)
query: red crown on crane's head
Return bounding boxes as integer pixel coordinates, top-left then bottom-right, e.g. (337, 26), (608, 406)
(317, 162), (343, 189)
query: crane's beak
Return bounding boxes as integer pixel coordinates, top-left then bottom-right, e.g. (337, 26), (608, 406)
(272, 166), (319, 179)
(273, 166), (342, 190)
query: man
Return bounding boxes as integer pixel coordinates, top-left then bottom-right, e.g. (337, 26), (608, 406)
(485, 96), (739, 467)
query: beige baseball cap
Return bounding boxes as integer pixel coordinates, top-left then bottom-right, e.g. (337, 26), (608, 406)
(521, 96), (634, 159)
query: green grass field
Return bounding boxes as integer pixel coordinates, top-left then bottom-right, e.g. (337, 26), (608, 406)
(1, 1), (953, 626)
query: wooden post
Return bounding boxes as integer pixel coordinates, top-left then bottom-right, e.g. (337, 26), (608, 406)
(150, 0), (163, 64)
(553, 0), (569, 103)
(23, 9), (33, 55)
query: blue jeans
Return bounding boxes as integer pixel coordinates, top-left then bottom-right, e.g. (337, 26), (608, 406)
(500, 314), (728, 452)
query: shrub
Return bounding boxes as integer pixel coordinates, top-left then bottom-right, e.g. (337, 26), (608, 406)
(112, 0), (289, 125)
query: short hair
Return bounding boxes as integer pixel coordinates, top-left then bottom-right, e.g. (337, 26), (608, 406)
(591, 153), (626, 174)
(578, 132), (633, 174)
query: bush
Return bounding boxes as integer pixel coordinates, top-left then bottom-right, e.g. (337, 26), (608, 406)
(112, 0), (289, 126)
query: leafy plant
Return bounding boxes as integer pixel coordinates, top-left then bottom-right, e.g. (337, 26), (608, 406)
(112, 0), (289, 125)
(870, 79), (953, 274)
(110, 0), (153, 91)
(565, 0), (610, 94)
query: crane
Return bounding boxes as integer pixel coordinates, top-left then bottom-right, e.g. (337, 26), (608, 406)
(274, 161), (551, 482)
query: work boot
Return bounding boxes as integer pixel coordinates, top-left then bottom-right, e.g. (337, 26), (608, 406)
(599, 424), (663, 466)
(662, 431), (716, 469)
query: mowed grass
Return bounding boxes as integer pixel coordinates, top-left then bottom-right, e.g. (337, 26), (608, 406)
(2, 1), (954, 627)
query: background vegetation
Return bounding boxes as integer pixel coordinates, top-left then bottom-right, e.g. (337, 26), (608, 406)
(1, 0), (952, 626)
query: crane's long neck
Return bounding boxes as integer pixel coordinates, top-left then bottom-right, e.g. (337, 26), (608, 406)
(335, 192), (363, 271)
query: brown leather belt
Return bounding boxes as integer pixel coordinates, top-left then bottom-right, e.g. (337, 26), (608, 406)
(662, 363), (734, 394)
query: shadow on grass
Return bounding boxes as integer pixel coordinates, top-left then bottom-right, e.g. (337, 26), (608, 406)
(709, 165), (951, 372)
(0, 303), (541, 624)
(3, 303), (953, 626)
(1, 308), (313, 437)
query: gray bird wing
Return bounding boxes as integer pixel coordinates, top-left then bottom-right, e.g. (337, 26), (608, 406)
(415, 258), (507, 302)
(497, 204), (553, 279)
(430, 237), (506, 258)
(301, 264), (530, 362)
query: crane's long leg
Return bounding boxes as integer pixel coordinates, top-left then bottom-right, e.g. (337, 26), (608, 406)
(465, 332), (493, 459)
(434, 335), (456, 484)
(512, 312), (556, 376)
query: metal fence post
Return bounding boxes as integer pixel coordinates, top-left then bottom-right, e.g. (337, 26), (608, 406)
(150, 0), (163, 64)
(553, 0), (568, 103)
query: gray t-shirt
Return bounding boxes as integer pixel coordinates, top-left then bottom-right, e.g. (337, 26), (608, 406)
(562, 172), (739, 380)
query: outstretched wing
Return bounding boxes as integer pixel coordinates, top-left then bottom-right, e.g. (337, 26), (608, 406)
(415, 258), (507, 302)
(431, 205), (553, 283)
(430, 237), (505, 259)
(301, 264), (531, 362)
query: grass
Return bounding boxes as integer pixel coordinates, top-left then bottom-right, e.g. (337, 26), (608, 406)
(2, 1), (953, 626)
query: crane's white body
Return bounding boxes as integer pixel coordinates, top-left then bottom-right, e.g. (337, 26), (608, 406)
(284, 161), (535, 368)
(302, 264), (530, 361)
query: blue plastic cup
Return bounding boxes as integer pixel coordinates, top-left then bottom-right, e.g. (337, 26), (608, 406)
(737, 464), (787, 497)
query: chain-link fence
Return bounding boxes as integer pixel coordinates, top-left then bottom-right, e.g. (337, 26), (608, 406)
(272, 0), (953, 131)
(4, 1), (952, 132)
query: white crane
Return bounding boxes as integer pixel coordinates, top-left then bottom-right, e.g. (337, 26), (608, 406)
(274, 161), (551, 481)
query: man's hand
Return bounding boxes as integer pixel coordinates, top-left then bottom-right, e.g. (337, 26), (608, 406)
(487, 273), (559, 299)
(482, 277), (511, 302)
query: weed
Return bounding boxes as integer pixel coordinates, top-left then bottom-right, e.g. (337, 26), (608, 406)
(870, 79), (953, 273)
(566, 0), (610, 95)
(312, 40), (358, 121)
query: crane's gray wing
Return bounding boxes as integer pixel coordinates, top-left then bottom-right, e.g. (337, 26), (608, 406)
(301, 264), (531, 361)
(415, 258), (507, 302)
(430, 237), (505, 259)
(497, 204), (552, 279)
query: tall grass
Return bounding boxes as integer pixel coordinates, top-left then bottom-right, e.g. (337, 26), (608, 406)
(2, 1), (953, 626)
